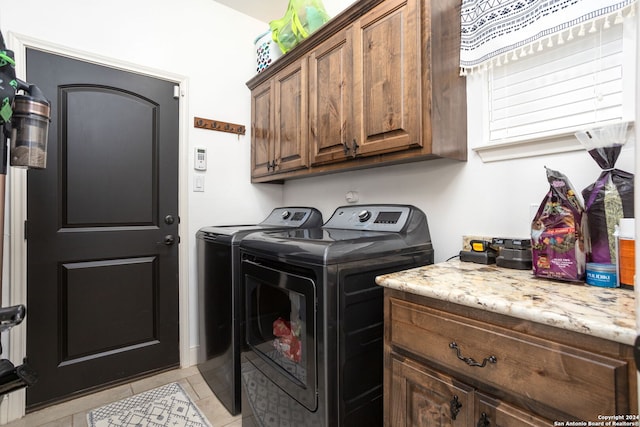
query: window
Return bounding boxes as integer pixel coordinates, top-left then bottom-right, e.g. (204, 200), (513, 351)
(469, 11), (636, 162)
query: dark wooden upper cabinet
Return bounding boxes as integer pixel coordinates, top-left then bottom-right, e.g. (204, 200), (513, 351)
(247, 0), (467, 183)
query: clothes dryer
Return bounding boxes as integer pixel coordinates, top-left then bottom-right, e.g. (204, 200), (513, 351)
(239, 205), (433, 426)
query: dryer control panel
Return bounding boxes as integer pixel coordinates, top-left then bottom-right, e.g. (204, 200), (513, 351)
(324, 205), (414, 232)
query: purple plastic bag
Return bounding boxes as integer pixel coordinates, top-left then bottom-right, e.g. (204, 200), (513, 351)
(531, 167), (587, 281)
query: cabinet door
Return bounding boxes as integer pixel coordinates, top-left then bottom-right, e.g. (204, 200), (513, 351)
(352, 0), (421, 158)
(476, 393), (551, 427)
(308, 27), (354, 165)
(273, 59), (309, 173)
(250, 79), (274, 178)
(389, 355), (474, 427)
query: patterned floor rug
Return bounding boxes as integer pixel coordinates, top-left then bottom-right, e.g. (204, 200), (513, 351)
(87, 382), (212, 427)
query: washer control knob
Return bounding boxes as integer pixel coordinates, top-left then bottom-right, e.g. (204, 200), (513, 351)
(358, 210), (371, 222)
(281, 210), (291, 220)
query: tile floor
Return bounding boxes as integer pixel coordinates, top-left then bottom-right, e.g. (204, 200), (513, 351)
(2, 366), (241, 427)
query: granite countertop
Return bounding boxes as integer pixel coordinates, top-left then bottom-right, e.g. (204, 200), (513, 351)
(376, 260), (636, 346)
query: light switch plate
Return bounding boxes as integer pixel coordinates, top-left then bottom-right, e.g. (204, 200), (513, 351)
(194, 174), (205, 192)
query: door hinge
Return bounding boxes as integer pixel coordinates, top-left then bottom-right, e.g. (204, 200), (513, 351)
(24, 220), (28, 240)
(173, 85), (180, 99)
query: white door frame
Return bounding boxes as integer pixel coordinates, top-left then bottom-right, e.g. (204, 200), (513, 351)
(0, 33), (191, 422)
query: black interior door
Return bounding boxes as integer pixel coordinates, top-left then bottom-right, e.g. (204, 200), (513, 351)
(25, 49), (180, 409)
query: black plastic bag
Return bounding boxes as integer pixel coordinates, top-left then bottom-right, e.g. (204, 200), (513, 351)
(576, 123), (634, 264)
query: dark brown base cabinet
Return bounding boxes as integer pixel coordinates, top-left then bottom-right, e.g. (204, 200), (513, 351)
(384, 289), (638, 426)
(246, 0), (467, 183)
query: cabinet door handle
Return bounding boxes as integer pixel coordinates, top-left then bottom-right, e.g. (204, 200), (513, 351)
(352, 138), (359, 155)
(477, 412), (490, 427)
(450, 395), (462, 420)
(449, 342), (497, 368)
(343, 142), (351, 155)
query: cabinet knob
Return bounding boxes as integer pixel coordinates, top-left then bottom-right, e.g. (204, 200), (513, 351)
(267, 160), (278, 172)
(477, 412), (490, 427)
(450, 395), (462, 420)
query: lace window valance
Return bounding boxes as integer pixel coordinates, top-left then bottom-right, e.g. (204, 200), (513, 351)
(460, 0), (637, 75)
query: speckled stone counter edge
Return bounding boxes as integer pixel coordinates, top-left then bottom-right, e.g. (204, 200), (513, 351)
(375, 260), (636, 346)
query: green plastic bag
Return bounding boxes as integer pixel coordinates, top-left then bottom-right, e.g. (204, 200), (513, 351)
(270, 0), (330, 54)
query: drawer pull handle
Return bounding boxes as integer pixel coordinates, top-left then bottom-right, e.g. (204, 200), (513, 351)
(449, 341), (497, 368)
(477, 412), (490, 427)
(450, 394), (462, 420)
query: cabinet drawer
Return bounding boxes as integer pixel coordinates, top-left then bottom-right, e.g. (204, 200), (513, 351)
(390, 354), (474, 426)
(388, 298), (629, 420)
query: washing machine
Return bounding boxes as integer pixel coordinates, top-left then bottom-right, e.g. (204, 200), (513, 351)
(196, 207), (323, 415)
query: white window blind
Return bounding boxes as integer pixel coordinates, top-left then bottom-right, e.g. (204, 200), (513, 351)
(487, 21), (634, 144)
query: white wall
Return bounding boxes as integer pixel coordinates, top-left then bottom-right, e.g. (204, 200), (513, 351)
(0, 0), (283, 356)
(283, 116), (635, 264)
(324, 0), (359, 16)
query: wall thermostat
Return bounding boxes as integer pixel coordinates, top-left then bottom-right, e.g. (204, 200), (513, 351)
(195, 147), (207, 171)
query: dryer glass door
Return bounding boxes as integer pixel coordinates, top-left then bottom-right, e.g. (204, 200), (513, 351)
(243, 259), (318, 411)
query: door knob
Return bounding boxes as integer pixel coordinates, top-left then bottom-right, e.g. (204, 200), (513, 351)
(164, 215), (175, 225)
(163, 235), (175, 245)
